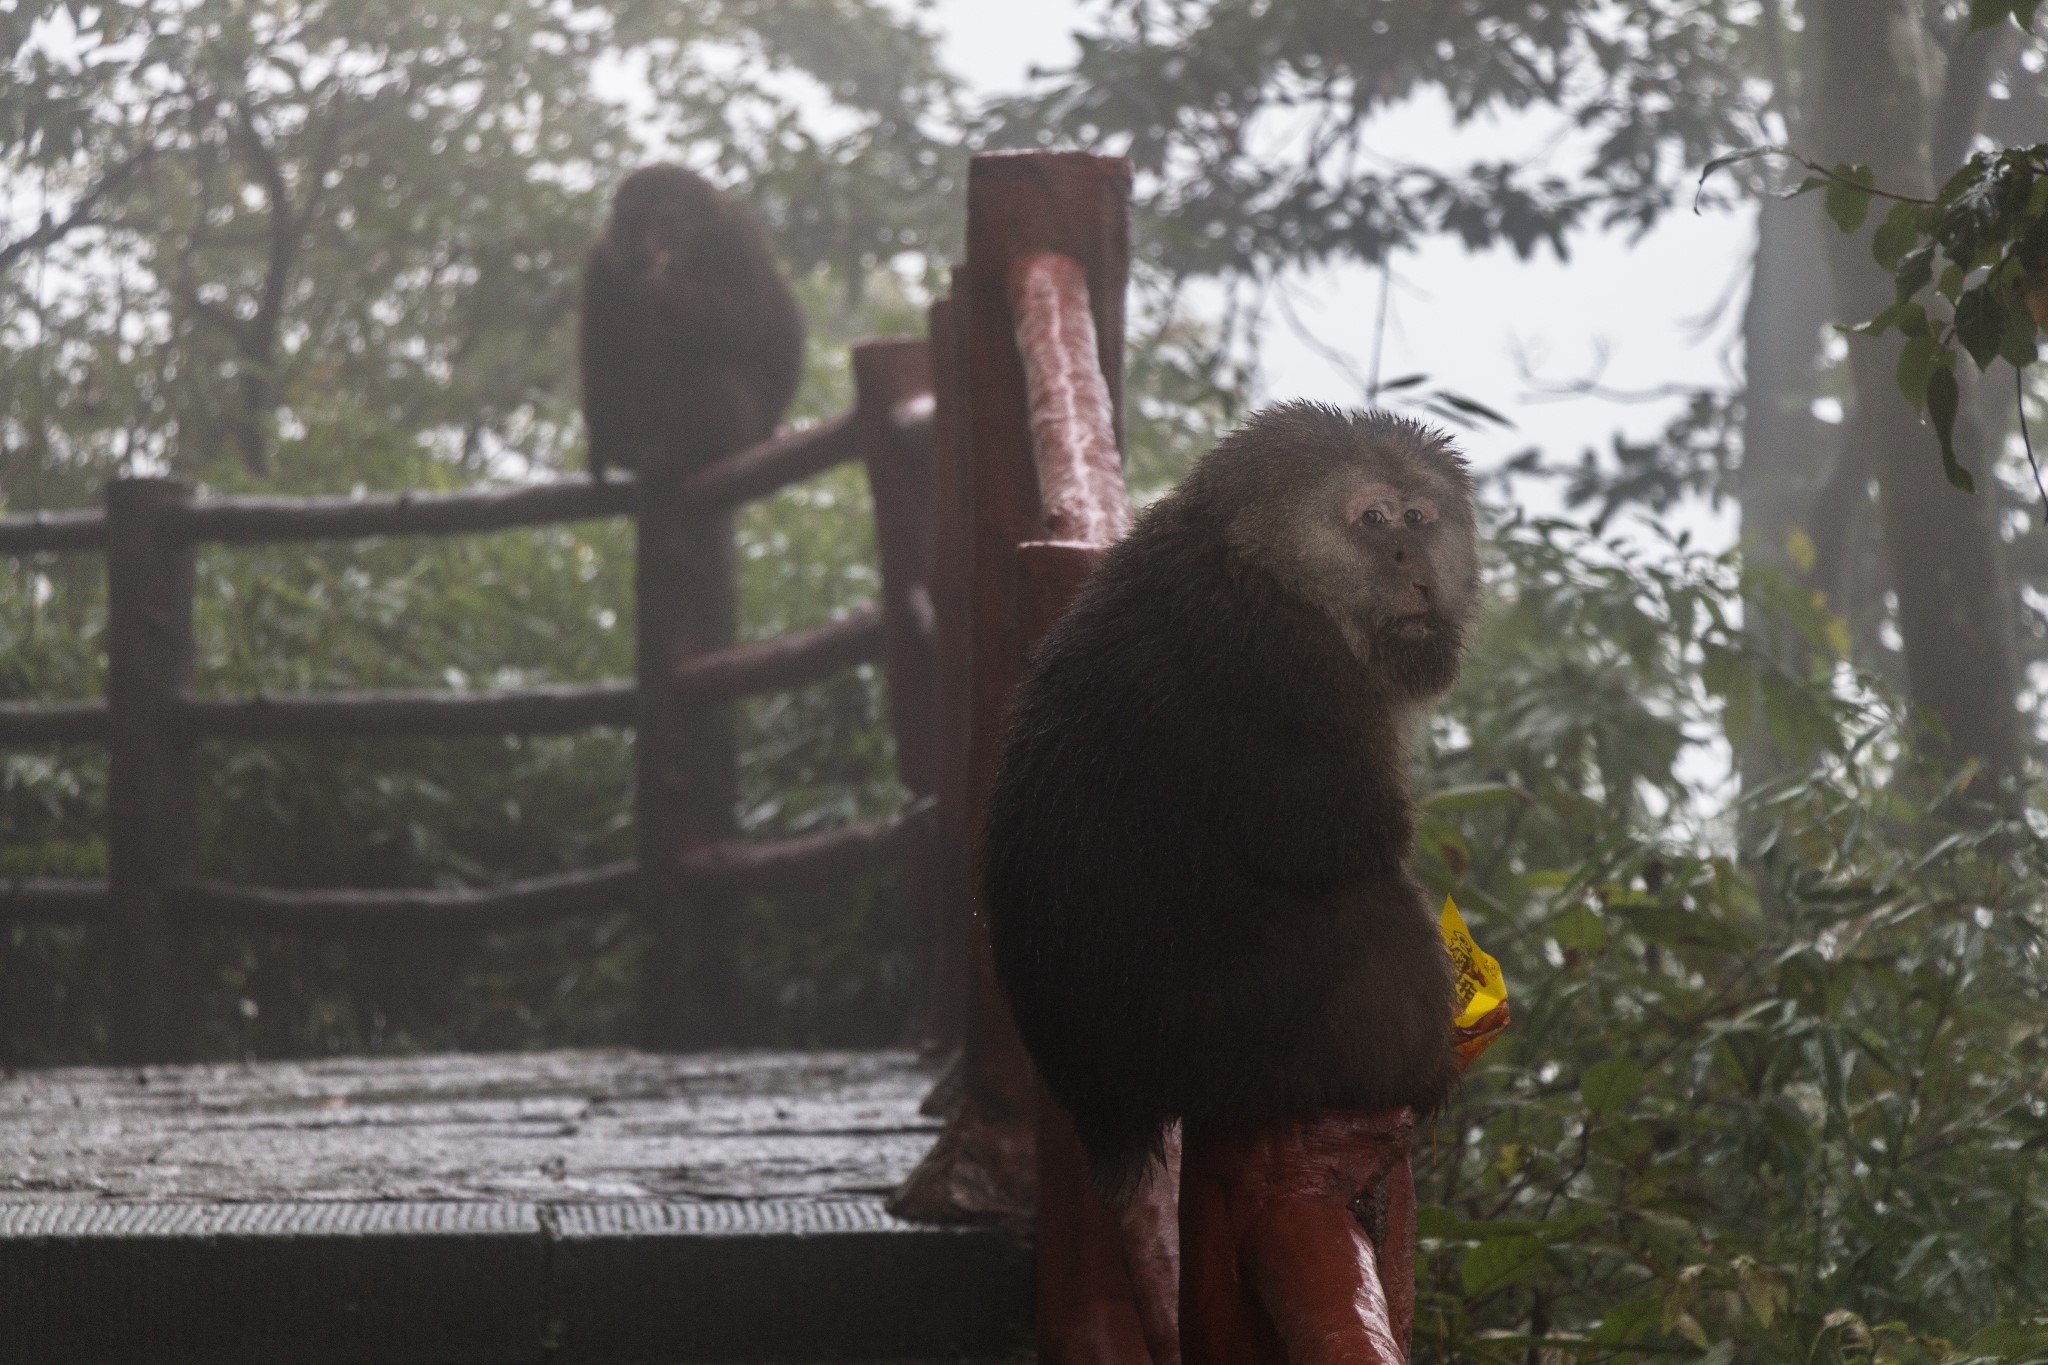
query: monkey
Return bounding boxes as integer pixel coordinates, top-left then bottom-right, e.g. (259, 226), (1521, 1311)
(982, 402), (1481, 1205)
(579, 164), (806, 482)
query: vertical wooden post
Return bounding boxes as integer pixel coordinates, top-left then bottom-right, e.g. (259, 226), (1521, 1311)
(104, 476), (198, 1063)
(914, 292), (972, 1051)
(851, 338), (946, 1043)
(851, 339), (939, 797)
(890, 152), (1133, 1231)
(636, 470), (743, 1049)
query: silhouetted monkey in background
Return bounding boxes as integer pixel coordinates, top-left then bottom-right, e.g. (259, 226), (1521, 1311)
(984, 403), (1481, 1204)
(579, 164), (805, 481)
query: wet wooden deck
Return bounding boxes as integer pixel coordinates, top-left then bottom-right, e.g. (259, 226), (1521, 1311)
(0, 1049), (1029, 1364)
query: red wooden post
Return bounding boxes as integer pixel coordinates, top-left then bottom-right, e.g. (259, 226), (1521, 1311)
(104, 476), (199, 1062)
(912, 291), (972, 1051)
(892, 150), (1181, 1365)
(1180, 1112), (1418, 1365)
(892, 154), (1135, 1228)
(851, 338), (948, 1042)
(888, 273), (1039, 1222)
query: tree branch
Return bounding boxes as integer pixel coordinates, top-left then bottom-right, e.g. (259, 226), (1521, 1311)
(0, 147), (155, 275)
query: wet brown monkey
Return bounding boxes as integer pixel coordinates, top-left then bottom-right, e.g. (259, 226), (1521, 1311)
(579, 164), (805, 481)
(983, 402), (1481, 1204)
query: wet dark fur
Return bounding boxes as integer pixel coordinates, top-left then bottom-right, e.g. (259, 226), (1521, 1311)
(579, 164), (805, 481)
(983, 404), (1476, 1204)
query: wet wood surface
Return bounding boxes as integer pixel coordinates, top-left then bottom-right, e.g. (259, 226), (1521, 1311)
(1, 1048), (933, 1204)
(0, 1048), (1030, 1363)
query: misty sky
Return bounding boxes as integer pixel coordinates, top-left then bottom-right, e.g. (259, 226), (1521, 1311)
(923, 0), (1757, 542)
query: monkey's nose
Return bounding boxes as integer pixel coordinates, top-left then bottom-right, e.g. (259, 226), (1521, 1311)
(1413, 581), (1433, 604)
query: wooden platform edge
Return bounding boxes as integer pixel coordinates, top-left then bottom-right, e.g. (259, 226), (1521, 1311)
(0, 1197), (1032, 1365)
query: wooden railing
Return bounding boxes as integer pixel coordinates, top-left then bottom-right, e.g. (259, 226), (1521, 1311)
(0, 344), (939, 1061)
(887, 152), (1166, 1361)
(894, 151), (1420, 1365)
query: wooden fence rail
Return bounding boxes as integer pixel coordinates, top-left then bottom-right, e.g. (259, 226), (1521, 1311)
(0, 507), (107, 555)
(0, 700), (109, 744)
(0, 357), (938, 1061)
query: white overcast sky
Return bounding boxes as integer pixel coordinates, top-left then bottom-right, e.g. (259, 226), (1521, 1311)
(921, 0), (1754, 544)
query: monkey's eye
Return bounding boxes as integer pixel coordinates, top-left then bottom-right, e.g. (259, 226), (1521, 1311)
(1404, 508), (1425, 526)
(1361, 508), (1388, 526)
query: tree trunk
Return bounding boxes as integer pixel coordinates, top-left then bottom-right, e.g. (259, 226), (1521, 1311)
(1738, 192), (1840, 793)
(1804, 0), (2024, 792)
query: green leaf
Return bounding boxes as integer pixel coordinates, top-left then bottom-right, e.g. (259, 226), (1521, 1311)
(1938, 261), (1968, 302)
(1894, 243), (1936, 301)
(1964, 1321), (2048, 1357)
(1428, 389), (1513, 427)
(1461, 1234), (1545, 1295)
(1581, 1056), (1647, 1117)
(1955, 286), (2008, 369)
(1424, 782), (1521, 813)
(1416, 1206), (1601, 1243)
(1857, 300), (1932, 338)
(1871, 201), (1923, 271)
(1590, 1117), (1655, 1160)
(1926, 365), (1976, 492)
(1695, 145), (1789, 203)
(1999, 292), (2040, 367)
(1733, 1258), (1787, 1329)
(1554, 903), (1608, 952)
(1507, 868), (1574, 895)
(1824, 164), (1875, 234)
(1592, 1298), (1663, 1347)
(1896, 334), (1940, 411)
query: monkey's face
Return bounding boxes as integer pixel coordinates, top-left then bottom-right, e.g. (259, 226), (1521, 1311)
(625, 202), (708, 289)
(1332, 466), (1477, 695)
(1219, 407), (1478, 697)
(606, 166), (726, 291)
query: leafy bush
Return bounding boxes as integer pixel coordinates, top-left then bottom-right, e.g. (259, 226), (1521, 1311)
(1412, 520), (2048, 1363)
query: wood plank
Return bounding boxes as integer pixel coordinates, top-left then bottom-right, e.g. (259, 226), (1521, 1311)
(0, 1049), (1029, 1363)
(169, 478), (637, 545)
(0, 701), (107, 746)
(0, 878), (111, 925)
(676, 411), (861, 511)
(671, 604), (883, 704)
(677, 806), (927, 895)
(166, 863), (639, 935)
(0, 508), (106, 556)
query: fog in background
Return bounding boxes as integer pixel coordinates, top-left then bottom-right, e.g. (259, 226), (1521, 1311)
(924, 0), (1755, 542)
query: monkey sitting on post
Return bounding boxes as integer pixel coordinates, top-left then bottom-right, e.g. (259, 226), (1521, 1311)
(983, 402), (1480, 1205)
(579, 164), (806, 482)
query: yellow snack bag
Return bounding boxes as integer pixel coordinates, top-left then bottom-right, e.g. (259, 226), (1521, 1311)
(1441, 895), (1509, 1065)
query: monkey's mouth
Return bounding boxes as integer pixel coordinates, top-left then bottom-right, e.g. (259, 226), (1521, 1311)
(1382, 612), (1440, 640)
